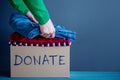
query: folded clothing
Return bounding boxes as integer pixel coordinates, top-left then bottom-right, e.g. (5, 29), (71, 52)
(9, 13), (76, 42)
(9, 32), (71, 47)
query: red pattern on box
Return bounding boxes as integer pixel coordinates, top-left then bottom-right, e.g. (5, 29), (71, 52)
(9, 32), (71, 47)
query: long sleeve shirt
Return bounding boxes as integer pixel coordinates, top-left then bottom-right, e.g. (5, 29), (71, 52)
(9, 0), (50, 25)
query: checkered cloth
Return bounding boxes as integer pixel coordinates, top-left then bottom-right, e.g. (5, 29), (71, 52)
(9, 32), (71, 47)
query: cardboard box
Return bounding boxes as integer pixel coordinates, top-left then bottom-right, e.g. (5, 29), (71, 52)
(10, 32), (71, 77)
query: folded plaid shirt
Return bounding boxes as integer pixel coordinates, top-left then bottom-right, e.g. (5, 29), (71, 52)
(9, 13), (76, 42)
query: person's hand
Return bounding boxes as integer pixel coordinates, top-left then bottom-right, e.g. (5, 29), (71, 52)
(40, 19), (55, 38)
(26, 11), (38, 23)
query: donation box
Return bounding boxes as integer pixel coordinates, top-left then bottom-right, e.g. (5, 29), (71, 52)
(9, 32), (71, 78)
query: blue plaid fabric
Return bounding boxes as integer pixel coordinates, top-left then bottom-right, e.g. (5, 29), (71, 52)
(9, 13), (76, 42)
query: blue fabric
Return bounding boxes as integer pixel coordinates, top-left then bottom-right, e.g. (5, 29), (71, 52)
(9, 13), (76, 42)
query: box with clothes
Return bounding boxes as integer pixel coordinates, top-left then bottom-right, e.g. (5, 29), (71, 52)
(9, 13), (76, 78)
(9, 32), (72, 77)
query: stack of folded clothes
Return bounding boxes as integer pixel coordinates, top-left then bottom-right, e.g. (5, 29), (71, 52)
(9, 13), (76, 43)
(9, 32), (71, 47)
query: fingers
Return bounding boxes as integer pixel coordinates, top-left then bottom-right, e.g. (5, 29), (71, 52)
(40, 33), (51, 38)
(51, 32), (55, 38)
(26, 12), (55, 38)
(26, 11), (38, 23)
(40, 19), (55, 38)
(40, 32), (55, 38)
(32, 18), (38, 23)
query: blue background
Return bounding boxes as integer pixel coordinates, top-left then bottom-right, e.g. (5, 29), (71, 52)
(0, 0), (120, 73)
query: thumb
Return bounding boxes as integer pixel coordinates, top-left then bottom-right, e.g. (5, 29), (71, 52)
(32, 17), (38, 23)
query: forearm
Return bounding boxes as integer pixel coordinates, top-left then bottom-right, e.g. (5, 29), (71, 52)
(9, 0), (29, 14)
(23, 0), (50, 25)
